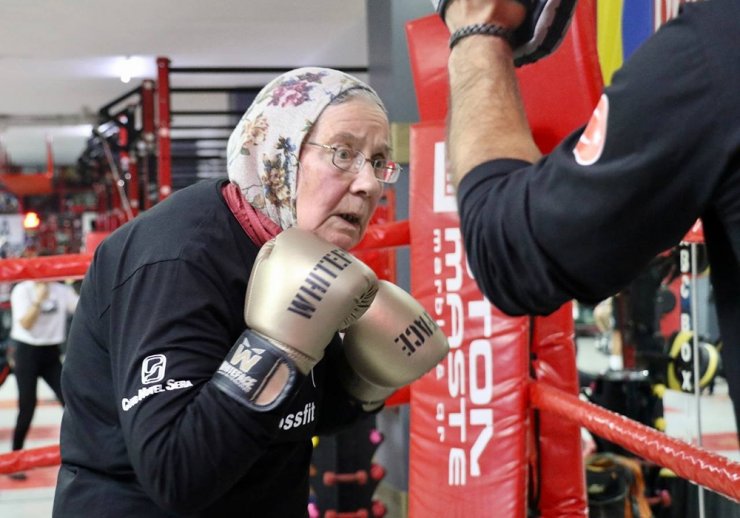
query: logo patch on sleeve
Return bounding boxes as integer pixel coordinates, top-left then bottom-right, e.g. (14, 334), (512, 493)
(574, 94), (609, 166)
(142, 354), (166, 384)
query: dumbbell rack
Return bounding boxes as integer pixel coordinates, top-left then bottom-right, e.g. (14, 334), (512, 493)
(309, 414), (388, 518)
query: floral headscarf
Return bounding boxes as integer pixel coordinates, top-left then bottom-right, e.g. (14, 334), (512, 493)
(226, 67), (385, 230)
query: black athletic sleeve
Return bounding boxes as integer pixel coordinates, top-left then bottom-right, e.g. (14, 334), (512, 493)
(109, 259), (285, 513)
(458, 10), (727, 315)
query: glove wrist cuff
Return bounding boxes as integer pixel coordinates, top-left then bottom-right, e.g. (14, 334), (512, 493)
(449, 23), (514, 50)
(212, 329), (304, 412)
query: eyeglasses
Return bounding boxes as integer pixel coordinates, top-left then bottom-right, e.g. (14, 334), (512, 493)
(305, 142), (402, 184)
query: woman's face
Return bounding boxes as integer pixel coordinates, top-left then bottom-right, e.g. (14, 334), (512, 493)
(295, 97), (388, 250)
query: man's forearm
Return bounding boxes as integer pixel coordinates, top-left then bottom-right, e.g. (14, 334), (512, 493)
(447, 35), (541, 188)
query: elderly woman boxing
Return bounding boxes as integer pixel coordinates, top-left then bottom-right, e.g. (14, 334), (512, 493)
(53, 68), (447, 517)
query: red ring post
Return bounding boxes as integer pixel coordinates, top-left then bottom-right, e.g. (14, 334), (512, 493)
(156, 56), (172, 201)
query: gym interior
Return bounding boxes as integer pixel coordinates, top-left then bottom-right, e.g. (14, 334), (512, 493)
(0, 1), (737, 517)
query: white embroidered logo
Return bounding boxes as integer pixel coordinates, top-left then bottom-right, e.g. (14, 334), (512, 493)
(574, 94), (609, 166)
(141, 354), (166, 385)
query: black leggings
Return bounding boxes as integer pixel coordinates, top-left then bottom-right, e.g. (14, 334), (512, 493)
(11, 340), (64, 451)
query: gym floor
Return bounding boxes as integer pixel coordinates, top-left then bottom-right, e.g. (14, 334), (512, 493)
(0, 378), (62, 518)
(0, 336), (737, 517)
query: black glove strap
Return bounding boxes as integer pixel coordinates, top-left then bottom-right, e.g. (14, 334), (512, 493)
(212, 329), (303, 412)
(449, 23), (514, 49)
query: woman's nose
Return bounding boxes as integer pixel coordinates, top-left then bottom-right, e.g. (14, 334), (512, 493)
(352, 161), (383, 195)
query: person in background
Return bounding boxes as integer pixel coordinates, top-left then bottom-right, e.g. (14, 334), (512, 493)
(8, 270), (79, 480)
(53, 67), (448, 517)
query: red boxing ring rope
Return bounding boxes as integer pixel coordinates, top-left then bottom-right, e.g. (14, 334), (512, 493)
(530, 382), (740, 502)
(1, 224), (738, 510)
(0, 221), (410, 285)
(0, 223), (413, 477)
(0, 445), (61, 474)
(0, 255), (89, 477)
(0, 254), (92, 283)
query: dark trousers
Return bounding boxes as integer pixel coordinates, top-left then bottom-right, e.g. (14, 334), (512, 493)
(11, 340), (64, 451)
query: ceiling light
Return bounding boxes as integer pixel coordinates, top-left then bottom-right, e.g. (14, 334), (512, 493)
(120, 56), (134, 84)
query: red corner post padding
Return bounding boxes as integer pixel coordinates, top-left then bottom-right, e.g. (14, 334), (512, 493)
(519, 1), (602, 516)
(406, 1), (602, 515)
(406, 4), (602, 140)
(515, 0), (602, 153)
(408, 121), (531, 517)
(521, 2), (601, 515)
(406, 15), (451, 123)
(531, 305), (586, 517)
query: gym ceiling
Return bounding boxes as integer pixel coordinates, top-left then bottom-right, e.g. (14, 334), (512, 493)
(0, 0), (368, 168)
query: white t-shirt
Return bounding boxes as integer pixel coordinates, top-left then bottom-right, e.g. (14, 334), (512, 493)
(10, 281), (79, 345)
